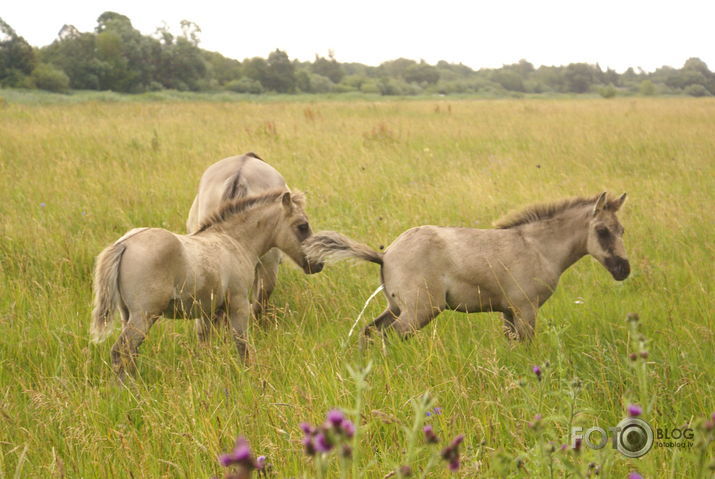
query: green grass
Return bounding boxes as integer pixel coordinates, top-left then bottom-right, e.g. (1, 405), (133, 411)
(0, 98), (713, 478)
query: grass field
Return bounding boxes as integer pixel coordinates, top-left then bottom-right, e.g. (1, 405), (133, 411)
(0, 97), (713, 478)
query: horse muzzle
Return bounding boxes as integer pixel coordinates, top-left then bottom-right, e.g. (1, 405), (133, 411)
(303, 261), (324, 274)
(605, 256), (630, 281)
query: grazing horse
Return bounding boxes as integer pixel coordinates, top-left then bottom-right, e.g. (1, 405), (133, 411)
(91, 190), (323, 379)
(186, 152), (288, 318)
(305, 192), (629, 341)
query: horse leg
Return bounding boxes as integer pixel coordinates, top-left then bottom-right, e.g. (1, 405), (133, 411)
(363, 307), (399, 337)
(111, 311), (156, 380)
(252, 248), (281, 319)
(390, 304), (441, 339)
(511, 307), (537, 341)
(502, 310), (519, 339)
(227, 296), (251, 361)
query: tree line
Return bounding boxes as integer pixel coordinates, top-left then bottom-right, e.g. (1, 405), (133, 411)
(1, 12), (714, 97)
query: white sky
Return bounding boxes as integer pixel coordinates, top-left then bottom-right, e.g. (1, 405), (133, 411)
(3, 0), (715, 72)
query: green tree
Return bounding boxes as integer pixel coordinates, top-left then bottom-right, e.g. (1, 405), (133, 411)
(93, 12), (163, 92)
(403, 61), (439, 85)
(0, 17), (36, 87)
(41, 27), (104, 90)
(243, 57), (268, 86)
(491, 70), (524, 92)
(312, 52), (344, 83)
(263, 49), (295, 92)
(563, 63), (595, 93)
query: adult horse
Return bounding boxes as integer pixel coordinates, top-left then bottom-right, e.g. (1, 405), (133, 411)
(92, 190), (323, 379)
(305, 192), (629, 341)
(187, 152), (288, 318)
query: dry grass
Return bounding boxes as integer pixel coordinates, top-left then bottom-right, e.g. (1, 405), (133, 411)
(0, 98), (713, 477)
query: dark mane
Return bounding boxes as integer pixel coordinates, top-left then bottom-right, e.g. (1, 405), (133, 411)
(195, 189), (289, 234)
(494, 194), (621, 229)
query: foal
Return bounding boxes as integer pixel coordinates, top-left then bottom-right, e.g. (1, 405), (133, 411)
(186, 152), (290, 318)
(91, 190), (322, 378)
(305, 192), (629, 341)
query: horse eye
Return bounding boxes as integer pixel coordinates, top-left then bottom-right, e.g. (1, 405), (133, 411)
(597, 227), (610, 237)
(297, 223), (310, 234)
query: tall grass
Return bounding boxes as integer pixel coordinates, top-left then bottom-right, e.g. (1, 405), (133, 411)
(0, 98), (713, 477)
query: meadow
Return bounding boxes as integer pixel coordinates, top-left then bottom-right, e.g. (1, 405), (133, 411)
(0, 96), (713, 478)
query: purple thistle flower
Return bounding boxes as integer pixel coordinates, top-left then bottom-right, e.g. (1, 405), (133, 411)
(327, 409), (346, 427)
(303, 435), (316, 456)
(434, 407), (443, 415)
(528, 414), (543, 429)
(628, 472), (643, 479)
(573, 437), (582, 453)
(441, 434), (465, 472)
(219, 437), (254, 468)
(450, 434), (465, 448)
(340, 418), (356, 438)
(300, 422), (314, 435)
(423, 425), (439, 444)
(399, 465), (413, 476)
(255, 455), (266, 470)
(628, 404), (643, 417)
(533, 365), (542, 381)
(39, 202), (46, 208)
(314, 432), (333, 453)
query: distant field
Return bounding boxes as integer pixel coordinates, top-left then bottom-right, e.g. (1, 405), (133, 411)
(0, 97), (713, 478)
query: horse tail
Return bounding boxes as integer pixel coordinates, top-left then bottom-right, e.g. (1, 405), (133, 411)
(221, 152), (261, 202)
(90, 242), (127, 343)
(304, 231), (384, 266)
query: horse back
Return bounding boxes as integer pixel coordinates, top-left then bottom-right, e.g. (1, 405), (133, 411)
(189, 154), (287, 232)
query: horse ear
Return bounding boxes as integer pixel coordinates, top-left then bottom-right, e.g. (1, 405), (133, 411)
(592, 192), (608, 216)
(613, 192), (628, 211)
(281, 191), (293, 213)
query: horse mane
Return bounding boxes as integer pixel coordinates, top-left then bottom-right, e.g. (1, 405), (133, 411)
(221, 152), (264, 202)
(494, 194), (621, 229)
(195, 188), (304, 234)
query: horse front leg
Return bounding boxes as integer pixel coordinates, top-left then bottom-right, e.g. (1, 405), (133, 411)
(227, 296), (251, 361)
(502, 310), (518, 340)
(252, 248), (281, 320)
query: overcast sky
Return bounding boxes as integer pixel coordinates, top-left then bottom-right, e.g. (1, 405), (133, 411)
(3, 0), (714, 72)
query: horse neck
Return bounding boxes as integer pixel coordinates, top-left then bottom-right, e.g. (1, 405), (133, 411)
(521, 208), (590, 274)
(219, 204), (280, 259)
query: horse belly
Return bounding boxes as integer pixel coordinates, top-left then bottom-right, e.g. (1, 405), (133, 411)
(444, 279), (504, 314)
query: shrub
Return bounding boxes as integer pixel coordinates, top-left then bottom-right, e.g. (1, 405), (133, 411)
(598, 84), (617, 98)
(31, 63), (70, 92)
(225, 77), (263, 94)
(639, 80), (656, 96)
(684, 84), (710, 97)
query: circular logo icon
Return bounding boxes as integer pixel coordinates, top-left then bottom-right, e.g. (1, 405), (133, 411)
(615, 418), (654, 458)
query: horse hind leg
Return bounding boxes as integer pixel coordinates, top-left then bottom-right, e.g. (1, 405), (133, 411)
(252, 248), (281, 320)
(506, 306), (537, 341)
(111, 311), (157, 380)
(363, 307), (399, 338)
(390, 305), (441, 339)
